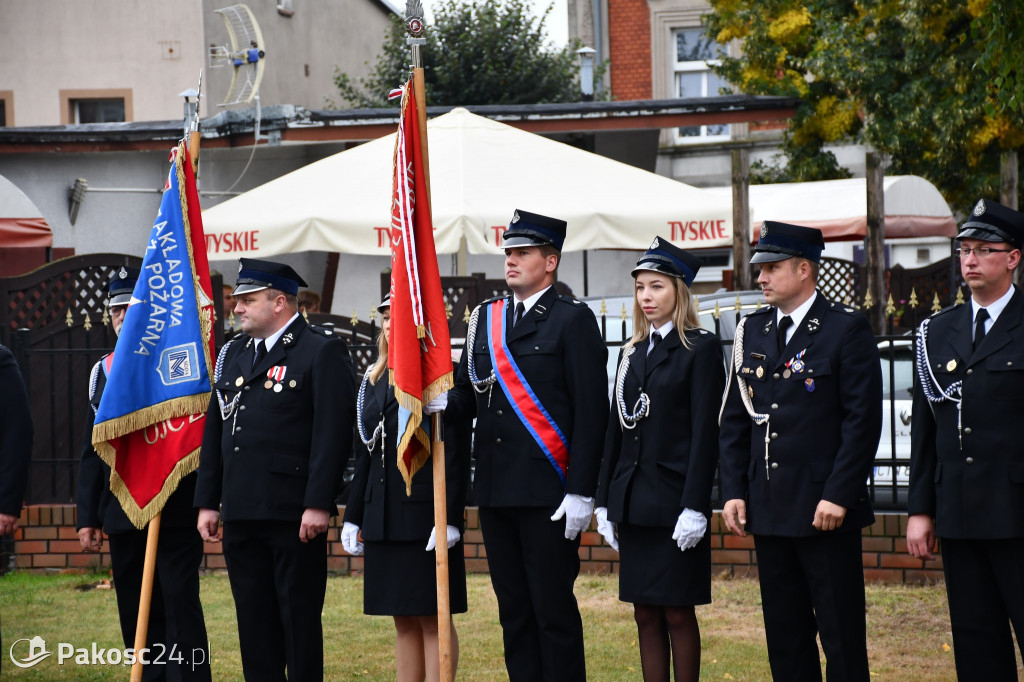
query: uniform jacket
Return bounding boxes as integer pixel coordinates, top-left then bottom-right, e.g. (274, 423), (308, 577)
(77, 354), (197, 534)
(448, 287), (609, 507)
(343, 376), (469, 541)
(598, 328), (724, 527)
(908, 287), (1024, 539)
(719, 293), (882, 537)
(0, 345), (32, 517)
(194, 316), (356, 521)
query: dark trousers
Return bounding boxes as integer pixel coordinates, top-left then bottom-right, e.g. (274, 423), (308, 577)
(754, 532), (869, 682)
(941, 537), (1024, 681)
(222, 520), (327, 682)
(479, 505), (586, 682)
(108, 526), (211, 682)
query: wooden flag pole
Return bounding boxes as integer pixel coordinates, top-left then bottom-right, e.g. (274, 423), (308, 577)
(129, 513), (161, 682)
(406, 3), (451, 679)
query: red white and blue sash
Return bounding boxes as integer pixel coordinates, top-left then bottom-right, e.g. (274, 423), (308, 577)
(487, 299), (570, 487)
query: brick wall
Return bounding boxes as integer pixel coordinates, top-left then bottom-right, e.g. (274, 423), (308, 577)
(608, 0), (653, 100)
(6, 505), (944, 584)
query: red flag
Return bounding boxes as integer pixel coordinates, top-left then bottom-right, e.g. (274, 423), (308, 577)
(389, 80), (453, 494)
(91, 142), (215, 528)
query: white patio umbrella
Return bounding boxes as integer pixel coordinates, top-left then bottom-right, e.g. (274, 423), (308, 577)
(202, 107), (735, 258)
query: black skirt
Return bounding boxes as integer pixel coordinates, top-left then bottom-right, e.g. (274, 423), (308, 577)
(363, 539), (468, 616)
(617, 521), (711, 606)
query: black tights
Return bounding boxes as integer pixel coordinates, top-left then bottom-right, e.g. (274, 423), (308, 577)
(633, 603), (700, 682)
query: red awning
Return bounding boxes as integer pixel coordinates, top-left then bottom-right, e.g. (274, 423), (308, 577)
(0, 175), (53, 248)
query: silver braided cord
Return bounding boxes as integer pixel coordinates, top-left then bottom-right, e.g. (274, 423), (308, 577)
(915, 318), (962, 405)
(215, 337), (241, 421)
(356, 371), (385, 451)
(615, 344), (650, 430)
(721, 315), (773, 478)
(88, 359), (103, 415)
(466, 302), (497, 393)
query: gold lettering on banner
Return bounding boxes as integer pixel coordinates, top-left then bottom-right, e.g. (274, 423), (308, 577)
(142, 414), (207, 443)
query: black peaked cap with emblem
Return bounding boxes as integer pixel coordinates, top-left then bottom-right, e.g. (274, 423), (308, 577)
(631, 236), (701, 287)
(502, 209), (567, 251)
(107, 266), (141, 307)
(957, 199), (1024, 249)
(751, 221), (825, 264)
(377, 293), (391, 313)
(233, 258), (309, 296)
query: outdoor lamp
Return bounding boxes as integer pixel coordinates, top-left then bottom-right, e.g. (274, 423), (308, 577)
(577, 46), (596, 101)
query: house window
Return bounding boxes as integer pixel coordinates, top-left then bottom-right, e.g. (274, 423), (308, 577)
(673, 28), (729, 143)
(60, 89), (133, 125)
(71, 99), (125, 124)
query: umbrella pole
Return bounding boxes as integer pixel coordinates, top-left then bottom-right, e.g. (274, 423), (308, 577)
(129, 512), (161, 682)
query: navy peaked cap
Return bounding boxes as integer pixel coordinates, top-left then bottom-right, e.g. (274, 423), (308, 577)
(751, 221), (825, 264)
(107, 266), (140, 307)
(377, 293), (391, 313)
(631, 236), (701, 287)
(501, 209), (567, 251)
(957, 199), (1024, 249)
(233, 258), (308, 296)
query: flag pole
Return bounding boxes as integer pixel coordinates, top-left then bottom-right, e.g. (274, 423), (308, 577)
(405, 3), (452, 680)
(130, 77), (202, 678)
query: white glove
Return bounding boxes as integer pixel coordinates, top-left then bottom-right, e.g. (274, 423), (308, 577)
(672, 508), (707, 552)
(423, 392), (448, 415)
(425, 524), (461, 551)
(594, 506), (618, 551)
(341, 521), (364, 556)
(550, 494), (595, 540)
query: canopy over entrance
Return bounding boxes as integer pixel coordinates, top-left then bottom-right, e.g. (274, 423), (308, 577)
(705, 175), (956, 242)
(202, 107), (735, 258)
(0, 174), (52, 248)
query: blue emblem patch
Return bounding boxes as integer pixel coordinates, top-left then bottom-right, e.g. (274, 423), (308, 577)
(158, 343), (200, 386)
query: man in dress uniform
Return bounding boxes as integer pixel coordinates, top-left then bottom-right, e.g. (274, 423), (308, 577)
(195, 259), (355, 682)
(907, 199), (1024, 679)
(719, 222), (882, 682)
(0, 317), (33, 676)
(78, 267), (211, 682)
(448, 209), (608, 682)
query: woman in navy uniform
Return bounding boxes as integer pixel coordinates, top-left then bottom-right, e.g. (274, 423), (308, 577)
(342, 294), (468, 682)
(78, 267), (211, 682)
(596, 239), (723, 682)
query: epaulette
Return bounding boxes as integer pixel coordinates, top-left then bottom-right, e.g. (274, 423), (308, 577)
(926, 302), (964, 321)
(744, 305), (774, 317)
(554, 293), (587, 307)
(478, 294), (509, 307)
(307, 324), (337, 339)
(826, 300), (860, 315)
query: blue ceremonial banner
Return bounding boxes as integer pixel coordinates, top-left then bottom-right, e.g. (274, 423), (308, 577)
(92, 143), (215, 528)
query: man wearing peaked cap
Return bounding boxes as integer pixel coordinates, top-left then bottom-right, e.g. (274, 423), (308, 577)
(78, 266), (212, 681)
(908, 199), (1024, 679)
(719, 221), (881, 681)
(195, 258), (355, 681)
(447, 209), (608, 681)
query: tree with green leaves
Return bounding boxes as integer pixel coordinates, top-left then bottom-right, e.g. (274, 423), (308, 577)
(330, 0), (586, 108)
(704, 0), (1023, 211)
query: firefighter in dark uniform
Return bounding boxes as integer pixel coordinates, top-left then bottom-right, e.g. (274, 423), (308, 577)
(719, 222), (882, 682)
(907, 199), (1024, 680)
(194, 259), (355, 682)
(0, 319), (33, 677)
(447, 209), (609, 682)
(596, 238), (724, 682)
(77, 267), (211, 682)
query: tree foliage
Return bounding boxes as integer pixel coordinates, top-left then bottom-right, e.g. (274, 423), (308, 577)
(330, 0), (587, 108)
(704, 0), (1024, 210)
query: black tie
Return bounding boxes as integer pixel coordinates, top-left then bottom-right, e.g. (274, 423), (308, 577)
(974, 308), (989, 351)
(777, 316), (792, 356)
(514, 302), (526, 327)
(649, 331), (662, 355)
(252, 341), (266, 369)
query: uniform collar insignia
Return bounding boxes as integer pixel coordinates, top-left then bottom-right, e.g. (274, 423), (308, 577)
(282, 332), (294, 345)
(533, 304), (546, 314)
(807, 317), (821, 333)
(763, 319), (773, 335)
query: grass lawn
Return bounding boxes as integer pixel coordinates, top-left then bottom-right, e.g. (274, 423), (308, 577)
(0, 570), (1009, 680)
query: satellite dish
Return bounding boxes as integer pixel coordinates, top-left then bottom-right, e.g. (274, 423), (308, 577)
(209, 4), (266, 106)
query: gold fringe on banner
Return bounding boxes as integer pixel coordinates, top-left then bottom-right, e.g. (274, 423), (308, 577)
(91, 393), (211, 446)
(97, 448), (202, 529)
(393, 371), (454, 495)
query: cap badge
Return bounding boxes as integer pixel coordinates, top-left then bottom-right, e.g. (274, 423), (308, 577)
(118, 266), (128, 280)
(760, 223), (768, 239)
(651, 237), (660, 249)
(511, 211), (521, 224)
(973, 200), (986, 217)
